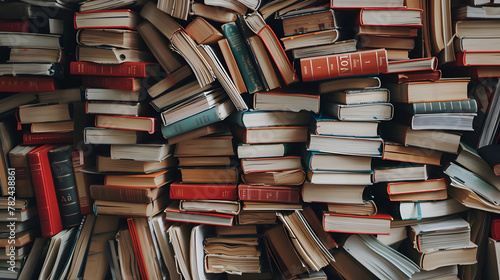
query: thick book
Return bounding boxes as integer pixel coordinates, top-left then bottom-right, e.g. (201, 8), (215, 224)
(308, 134), (384, 157)
(300, 49), (388, 82)
(240, 156), (303, 174)
(0, 62), (63, 78)
(169, 181), (237, 200)
(8, 145), (36, 197)
(382, 142), (442, 166)
(304, 151), (372, 172)
(0, 32), (61, 49)
(253, 91), (320, 114)
(395, 99), (478, 114)
(387, 79), (470, 103)
(230, 110), (311, 128)
(94, 195), (169, 217)
(323, 102), (394, 121)
(238, 184), (301, 203)
(76, 45), (155, 64)
(456, 51), (500, 66)
(70, 62), (159, 77)
(97, 155), (175, 173)
(0, 76), (57, 92)
(127, 218), (164, 280)
(48, 145), (82, 228)
(312, 117), (380, 137)
(280, 8), (337, 36)
(104, 169), (176, 188)
(387, 57), (438, 73)
(27, 144), (63, 237)
(164, 201), (234, 226)
(95, 115), (156, 134)
(357, 8), (422, 27)
(235, 126), (309, 144)
(81, 76), (143, 91)
(388, 198), (468, 220)
(179, 167), (239, 184)
(323, 213), (392, 235)
(74, 9), (140, 30)
(302, 182), (368, 204)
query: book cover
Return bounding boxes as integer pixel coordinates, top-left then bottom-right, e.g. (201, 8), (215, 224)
(70, 62), (159, 77)
(169, 181), (238, 200)
(238, 184), (301, 204)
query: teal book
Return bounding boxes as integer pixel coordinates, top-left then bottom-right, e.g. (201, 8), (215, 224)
(396, 99), (478, 114)
(48, 145), (82, 228)
(161, 99), (234, 138)
(222, 22), (263, 94)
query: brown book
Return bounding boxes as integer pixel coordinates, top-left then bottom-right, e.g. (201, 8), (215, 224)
(93, 195), (169, 217)
(234, 126), (309, 144)
(242, 169), (306, 186)
(358, 35), (416, 50)
(281, 8), (337, 36)
(356, 25), (419, 37)
(96, 155), (176, 173)
(90, 182), (169, 203)
(385, 178), (448, 202)
(189, 2), (237, 23)
(0, 229), (37, 247)
(218, 38), (247, 94)
(185, 17), (224, 45)
(8, 145), (36, 197)
(104, 169), (178, 187)
(382, 142), (442, 166)
(179, 167), (239, 184)
(166, 123), (225, 145)
(247, 35), (281, 90)
(140, 1), (182, 39)
(174, 135), (235, 157)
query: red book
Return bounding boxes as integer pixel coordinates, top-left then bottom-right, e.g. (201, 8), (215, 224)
(0, 21), (29, 32)
(127, 218), (149, 280)
(356, 8), (423, 27)
(23, 132), (73, 145)
(492, 218), (500, 241)
(455, 51), (500, 66)
(389, 70), (442, 83)
(169, 181), (237, 200)
(300, 49), (388, 82)
(71, 150), (92, 215)
(81, 76), (143, 91)
(70, 62), (159, 77)
(27, 144), (63, 237)
(238, 184), (301, 204)
(0, 77), (57, 92)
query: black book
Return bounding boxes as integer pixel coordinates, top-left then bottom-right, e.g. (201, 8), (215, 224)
(48, 145), (82, 228)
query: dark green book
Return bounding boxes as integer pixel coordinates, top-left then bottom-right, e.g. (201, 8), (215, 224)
(48, 145), (82, 228)
(221, 21), (263, 94)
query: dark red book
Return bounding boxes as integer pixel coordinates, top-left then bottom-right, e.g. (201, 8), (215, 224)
(238, 184), (301, 204)
(388, 70), (442, 83)
(492, 218), (500, 241)
(0, 21), (29, 32)
(169, 181), (237, 200)
(27, 144), (63, 237)
(70, 62), (159, 77)
(300, 49), (388, 82)
(23, 132), (73, 145)
(0, 76), (57, 92)
(81, 76), (143, 91)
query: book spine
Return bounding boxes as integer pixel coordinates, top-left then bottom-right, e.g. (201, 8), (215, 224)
(161, 106), (222, 138)
(411, 99), (478, 114)
(48, 146), (82, 228)
(169, 184), (237, 200)
(90, 185), (153, 203)
(8, 154), (33, 198)
(238, 186), (300, 203)
(0, 21), (29, 32)
(81, 76), (139, 91)
(0, 77), (56, 92)
(300, 49), (388, 81)
(222, 22), (263, 93)
(71, 150), (91, 215)
(23, 132), (73, 145)
(70, 62), (155, 77)
(27, 146), (63, 237)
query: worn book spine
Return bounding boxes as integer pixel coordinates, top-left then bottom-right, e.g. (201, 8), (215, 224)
(238, 185), (300, 203)
(71, 150), (91, 215)
(0, 77), (56, 92)
(222, 22), (264, 93)
(161, 106), (224, 138)
(27, 145), (63, 237)
(300, 49), (388, 81)
(81, 76), (141, 91)
(8, 150), (34, 198)
(23, 132), (73, 145)
(48, 146), (82, 228)
(169, 183), (237, 200)
(90, 185), (155, 203)
(408, 99), (478, 114)
(70, 61), (158, 77)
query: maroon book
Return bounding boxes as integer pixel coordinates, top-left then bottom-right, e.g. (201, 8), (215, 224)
(169, 181), (238, 200)
(238, 184), (301, 204)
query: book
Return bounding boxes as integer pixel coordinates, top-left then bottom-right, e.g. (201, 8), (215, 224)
(409, 216), (471, 253)
(74, 9), (140, 30)
(23, 132), (74, 145)
(382, 142), (442, 166)
(241, 156), (303, 174)
(235, 126), (309, 143)
(0, 62), (63, 77)
(164, 201), (234, 226)
(84, 88), (145, 102)
(308, 134), (384, 157)
(312, 117), (380, 137)
(179, 200), (240, 215)
(323, 213), (392, 235)
(238, 184), (301, 204)
(388, 198), (468, 220)
(404, 112), (476, 131)
(166, 123), (225, 145)
(77, 29), (143, 49)
(355, 25), (419, 37)
(322, 88), (390, 105)
(0, 76), (57, 92)
(84, 127), (146, 145)
(357, 35), (416, 50)
(150, 80), (213, 106)
(385, 178), (448, 201)
(18, 103), (72, 124)
(280, 8), (337, 36)
(0, 92), (38, 117)
(395, 99), (478, 114)
(218, 38), (247, 94)
(302, 181), (367, 204)
(104, 169), (176, 188)
(291, 39), (357, 60)
(387, 57), (438, 73)
(97, 155), (175, 173)
(230, 111), (311, 128)
(76, 45), (154, 64)
(38, 227), (78, 280)
(307, 170), (373, 185)
(8, 145), (36, 197)
(478, 144), (500, 176)
(81, 76), (143, 91)
(70, 62), (159, 77)
(455, 37), (500, 52)
(169, 181), (237, 201)
(204, 236), (261, 273)
(242, 169), (306, 186)
(174, 135), (234, 157)
(253, 91), (320, 114)
(387, 79), (470, 103)
(79, 0), (147, 12)
(179, 167), (239, 184)
(156, 0), (190, 20)
(185, 17), (223, 45)
(246, 34), (281, 91)
(95, 115), (156, 134)
(454, 5), (500, 19)
(30, 121), (74, 134)
(323, 102), (394, 121)
(357, 8), (422, 26)
(27, 144), (63, 237)
(373, 163), (428, 183)
(456, 51), (500, 66)
(327, 200), (378, 216)
(330, 0), (405, 8)
(0, 32), (61, 49)
(190, 2), (238, 23)
(70, 151), (91, 215)
(94, 195), (169, 217)
(48, 145), (82, 228)
(281, 29), (340, 51)
(305, 151), (372, 171)
(300, 49), (388, 82)
(381, 123), (462, 154)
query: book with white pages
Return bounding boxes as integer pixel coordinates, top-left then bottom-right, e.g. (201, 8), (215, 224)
(180, 200), (241, 215)
(191, 225), (225, 280)
(151, 214), (182, 280)
(168, 223), (194, 280)
(38, 227), (78, 280)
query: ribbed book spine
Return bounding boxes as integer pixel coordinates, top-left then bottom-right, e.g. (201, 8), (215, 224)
(48, 146), (82, 228)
